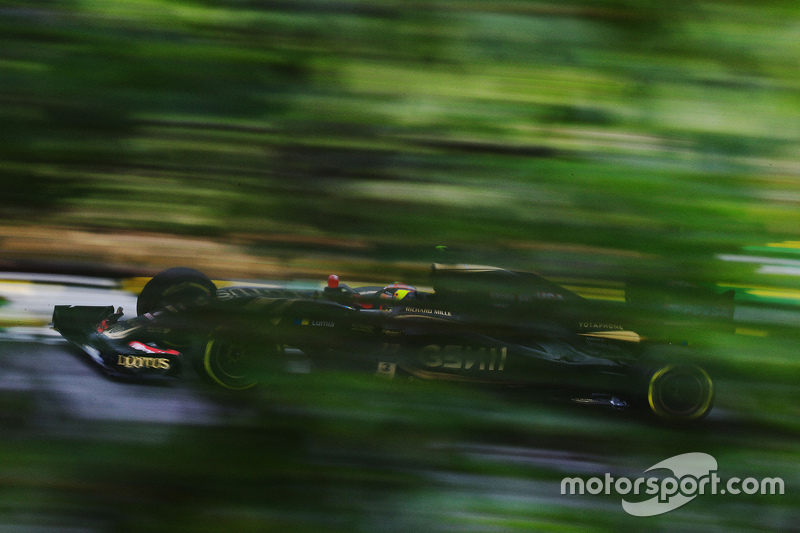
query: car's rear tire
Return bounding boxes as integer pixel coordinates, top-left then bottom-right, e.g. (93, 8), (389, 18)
(198, 332), (283, 390)
(644, 364), (714, 422)
(137, 267), (217, 316)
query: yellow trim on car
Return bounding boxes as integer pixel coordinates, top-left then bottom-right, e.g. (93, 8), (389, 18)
(579, 330), (641, 342)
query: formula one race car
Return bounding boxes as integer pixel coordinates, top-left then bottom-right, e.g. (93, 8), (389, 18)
(53, 264), (733, 422)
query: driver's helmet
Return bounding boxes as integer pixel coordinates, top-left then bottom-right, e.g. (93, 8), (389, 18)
(379, 283), (417, 301)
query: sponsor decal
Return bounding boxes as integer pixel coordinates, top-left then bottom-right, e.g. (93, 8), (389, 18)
(293, 318), (334, 327)
(402, 307), (453, 317)
(419, 345), (507, 371)
(578, 322), (624, 331)
(561, 452), (785, 517)
(117, 355), (171, 370)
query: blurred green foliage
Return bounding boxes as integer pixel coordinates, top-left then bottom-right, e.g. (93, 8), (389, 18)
(1, 0), (799, 280)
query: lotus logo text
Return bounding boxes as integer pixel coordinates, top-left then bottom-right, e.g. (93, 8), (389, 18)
(117, 355), (171, 370)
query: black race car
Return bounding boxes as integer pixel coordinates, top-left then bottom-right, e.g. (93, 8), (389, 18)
(53, 264), (733, 422)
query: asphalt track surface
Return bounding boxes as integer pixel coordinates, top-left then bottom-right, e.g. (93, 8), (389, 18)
(0, 339), (232, 426)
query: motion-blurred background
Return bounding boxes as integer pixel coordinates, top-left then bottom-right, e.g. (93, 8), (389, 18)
(1, 1), (799, 532)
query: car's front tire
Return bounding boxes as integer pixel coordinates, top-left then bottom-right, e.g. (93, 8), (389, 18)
(199, 333), (283, 390)
(644, 364), (714, 422)
(137, 267), (217, 316)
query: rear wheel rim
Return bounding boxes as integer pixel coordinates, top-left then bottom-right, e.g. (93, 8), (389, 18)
(648, 365), (713, 421)
(204, 339), (258, 390)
